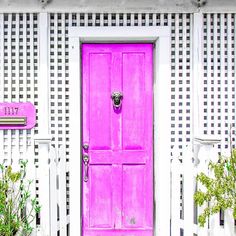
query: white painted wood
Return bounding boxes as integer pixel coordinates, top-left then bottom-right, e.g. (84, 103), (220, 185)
(226, 14), (233, 149)
(58, 146), (67, 235)
(60, 13), (67, 165)
(195, 137), (221, 236)
(38, 13), (49, 137)
(69, 25), (171, 236)
(208, 143), (223, 236)
(170, 137), (230, 236)
(183, 145), (194, 236)
(205, 13), (211, 137)
(0, 14), (4, 158)
(224, 209), (235, 236)
(6, 14), (12, 162)
(155, 30), (171, 236)
(28, 13), (36, 149)
(68, 35), (81, 236)
(123, 13), (127, 26)
(193, 13), (203, 137)
(35, 138), (51, 236)
(182, 14), (187, 147)
(14, 14), (20, 156)
(49, 146), (57, 236)
(174, 14), (180, 149)
(69, 26), (170, 41)
(25, 145), (37, 236)
(52, 13), (59, 151)
(22, 13), (27, 155)
(171, 148), (181, 236)
(220, 13), (226, 151)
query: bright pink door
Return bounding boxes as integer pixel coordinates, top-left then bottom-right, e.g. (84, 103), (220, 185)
(82, 44), (153, 236)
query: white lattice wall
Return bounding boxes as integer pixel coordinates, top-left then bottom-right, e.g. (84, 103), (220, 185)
(48, 13), (193, 158)
(0, 12), (235, 182)
(202, 13), (236, 152)
(0, 13), (38, 159)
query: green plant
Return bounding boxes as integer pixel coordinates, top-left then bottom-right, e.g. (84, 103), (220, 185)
(0, 160), (40, 236)
(194, 149), (236, 227)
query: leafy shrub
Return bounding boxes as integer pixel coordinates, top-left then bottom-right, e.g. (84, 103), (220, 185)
(194, 149), (236, 227)
(0, 160), (40, 236)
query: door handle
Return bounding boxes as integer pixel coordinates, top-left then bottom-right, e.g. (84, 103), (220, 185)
(83, 154), (89, 182)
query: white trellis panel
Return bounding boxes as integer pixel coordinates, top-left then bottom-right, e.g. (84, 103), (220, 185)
(0, 13), (39, 159)
(48, 13), (193, 158)
(201, 13), (236, 153)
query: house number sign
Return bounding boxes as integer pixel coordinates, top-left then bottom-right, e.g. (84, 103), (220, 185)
(0, 102), (36, 129)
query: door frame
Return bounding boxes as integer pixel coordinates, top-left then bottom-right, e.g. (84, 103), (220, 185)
(69, 26), (171, 236)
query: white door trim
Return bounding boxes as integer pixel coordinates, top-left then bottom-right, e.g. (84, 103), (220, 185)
(69, 26), (171, 236)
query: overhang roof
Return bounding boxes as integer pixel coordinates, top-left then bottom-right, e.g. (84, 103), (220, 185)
(0, 0), (234, 13)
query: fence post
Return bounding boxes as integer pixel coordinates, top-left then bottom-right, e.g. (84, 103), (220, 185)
(183, 145), (194, 235)
(171, 147), (181, 236)
(194, 136), (221, 236)
(224, 209), (235, 235)
(49, 146), (57, 236)
(35, 137), (51, 236)
(58, 146), (67, 235)
(222, 150), (235, 236)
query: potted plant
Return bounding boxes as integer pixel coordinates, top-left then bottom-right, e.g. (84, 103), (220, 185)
(194, 147), (236, 226)
(0, 160), (40, 236)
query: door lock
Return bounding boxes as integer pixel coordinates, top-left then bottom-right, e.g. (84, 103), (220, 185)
(83, 143), (89, 150)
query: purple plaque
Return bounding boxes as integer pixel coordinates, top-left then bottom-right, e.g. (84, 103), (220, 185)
(0, 102), (36, 129)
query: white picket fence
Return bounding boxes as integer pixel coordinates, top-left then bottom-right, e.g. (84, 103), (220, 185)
(3, 135), (236, 236)
(171, 137), (236, 236)
(0, 138), (69, 236)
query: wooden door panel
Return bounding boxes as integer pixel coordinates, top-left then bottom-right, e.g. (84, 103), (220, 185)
(82, 44), (153, 236)
(89, 165), (113, 228)
(89, 53), (112, 150)
(122, 53), (145, 150)
(122, 164), (145, 228)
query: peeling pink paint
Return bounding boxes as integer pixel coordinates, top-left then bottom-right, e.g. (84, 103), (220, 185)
(82, 44), (153, 235)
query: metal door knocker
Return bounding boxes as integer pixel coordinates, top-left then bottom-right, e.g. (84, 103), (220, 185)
(111, 92), (123, 109)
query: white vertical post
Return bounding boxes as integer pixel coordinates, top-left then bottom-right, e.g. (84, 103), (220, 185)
(35, 138), (51, 236)
(209, 145), (224, 236)
(37, 12), (51, 236)
(224, 209), (235, 236)
(58, 146), (67, 235)
(25, 145), (37, 236)
(38, 13), (49, 136)
(171, 147), (181, 236)
(193, 13), (203, 138)
(49, 146), (57, 236)
(195, 136), (221, 236)
(6, 14), (12, 162)
(22, 13), (27, 155)
(197, 144), (211, 236)
(183, 145), (194, 235)
(0, 14), (4, 158)
(155, 34), (171, 236)
(69, 34), (81, 236)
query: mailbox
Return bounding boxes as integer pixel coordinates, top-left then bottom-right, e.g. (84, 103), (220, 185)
(0, 102), (36, 129)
